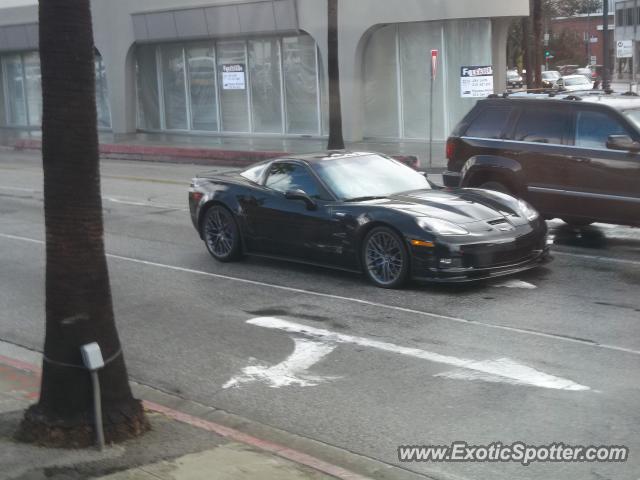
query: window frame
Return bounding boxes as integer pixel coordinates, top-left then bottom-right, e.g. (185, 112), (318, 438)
(263, 160), (336, 201)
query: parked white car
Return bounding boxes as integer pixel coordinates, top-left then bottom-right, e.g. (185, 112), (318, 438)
(556, 74), (593, 92)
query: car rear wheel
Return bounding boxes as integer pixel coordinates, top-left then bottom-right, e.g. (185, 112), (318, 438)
(478, 180), (512, 195)
(203, 205), (242, 262)
(362, 227), (409, 289)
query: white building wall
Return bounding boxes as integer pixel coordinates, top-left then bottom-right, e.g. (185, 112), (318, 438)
(0, 0), (528, 141)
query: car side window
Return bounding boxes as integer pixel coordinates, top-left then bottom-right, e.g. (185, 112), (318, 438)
(511, 108), (568, 144)
(265, 163), (330, 200)
(575, 110), (632, 149)
(465, 106), (513, 139)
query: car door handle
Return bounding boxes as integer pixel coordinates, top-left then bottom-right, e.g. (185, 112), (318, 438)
(571, 157), (591, 164)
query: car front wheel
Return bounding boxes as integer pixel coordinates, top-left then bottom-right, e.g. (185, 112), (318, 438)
(202, 205), (242, 262)
(362, 227), (409, 288)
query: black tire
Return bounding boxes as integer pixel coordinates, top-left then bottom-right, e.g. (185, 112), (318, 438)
(478, 180), (512, 195)
(561, 217), (594, 228)
(361, 226), (409, 289)
(202, 205), (242, 262)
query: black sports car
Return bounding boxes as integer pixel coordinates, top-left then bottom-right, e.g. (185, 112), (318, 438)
(189, 152), (550, 288)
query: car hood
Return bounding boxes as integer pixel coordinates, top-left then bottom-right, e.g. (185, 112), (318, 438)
(367, 188), (521, 224)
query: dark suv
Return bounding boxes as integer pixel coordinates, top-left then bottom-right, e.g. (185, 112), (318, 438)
(443, 93), (640, 227)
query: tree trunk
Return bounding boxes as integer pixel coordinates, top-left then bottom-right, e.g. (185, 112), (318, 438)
(532, 0), (543, 88)
(16, 0), (149, 448)
(327, 0), (345, 150)
(522, 17), (534, 89)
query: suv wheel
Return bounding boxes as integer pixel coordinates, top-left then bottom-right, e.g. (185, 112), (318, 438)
(478, 181), (512, 195)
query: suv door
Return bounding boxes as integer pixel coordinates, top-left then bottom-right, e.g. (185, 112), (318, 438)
(504, 104), (573, 216)
(558, 107), (640, 224)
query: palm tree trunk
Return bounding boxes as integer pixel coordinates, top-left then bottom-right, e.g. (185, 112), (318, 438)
(17, 0), (148, 448)
(327, 0), (345, 150)
(532, 0), (543, 88)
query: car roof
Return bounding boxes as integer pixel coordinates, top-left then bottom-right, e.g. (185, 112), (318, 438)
(562, 74), (590, 79)
(276, 151), (384, 164)
(485, 91), (640, 111)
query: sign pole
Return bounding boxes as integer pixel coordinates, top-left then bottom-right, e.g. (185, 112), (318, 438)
(429, 50), (438, 170)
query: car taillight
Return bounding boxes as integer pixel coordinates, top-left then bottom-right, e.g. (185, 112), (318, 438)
(446, 139), (456, 160)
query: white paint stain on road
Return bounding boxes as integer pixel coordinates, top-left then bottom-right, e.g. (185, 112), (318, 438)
(492, 279), (537, 289)
(223, 337), (339, 389)
(244, 317), (590, 391)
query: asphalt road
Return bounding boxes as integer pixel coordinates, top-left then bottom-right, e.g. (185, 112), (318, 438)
(1, 150), (639, 480)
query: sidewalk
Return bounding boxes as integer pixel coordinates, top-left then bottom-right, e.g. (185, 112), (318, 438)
(0, 346), (374, 480)
(0, 129), (447, 171)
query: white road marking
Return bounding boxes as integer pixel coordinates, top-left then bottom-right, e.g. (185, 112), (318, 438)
(223, 338), (338, 389)
(246, 317), (590, 391)
(492, 279), (537, 289)
(1, 231), (639, 357)
(554, 251), (640, 267)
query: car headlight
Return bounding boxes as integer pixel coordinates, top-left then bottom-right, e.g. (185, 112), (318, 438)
(417, 218), (469, 235)
(518, 199), (539, 221)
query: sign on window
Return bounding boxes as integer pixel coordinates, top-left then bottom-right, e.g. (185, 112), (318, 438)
(222, 64), (246, 90)
(460, 65), (494, 98)
(616, 40), (633, 58)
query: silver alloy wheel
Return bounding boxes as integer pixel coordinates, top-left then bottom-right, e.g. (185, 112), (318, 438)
(365, 230), (404, 286)
(204, 207), (235, 258)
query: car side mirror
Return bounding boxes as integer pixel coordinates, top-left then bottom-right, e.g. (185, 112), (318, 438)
(285, 189), (317, 210)
(606, 134), (640, 152)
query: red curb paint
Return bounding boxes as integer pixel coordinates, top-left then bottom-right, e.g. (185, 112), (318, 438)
(0, 355), (370, 479)
(0, 355), (41, 374)
(144, 400), (371, 479)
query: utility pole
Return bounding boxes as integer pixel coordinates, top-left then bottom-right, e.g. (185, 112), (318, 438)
(602, 0), (611, 90)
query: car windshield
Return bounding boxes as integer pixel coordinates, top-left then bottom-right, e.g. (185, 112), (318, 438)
(565, 76), (589, 86)
(623, 109), (640, 130)
(311, 155), (429, 200)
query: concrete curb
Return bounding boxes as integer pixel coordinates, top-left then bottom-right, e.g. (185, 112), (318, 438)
(10, 138), (420, 169)
(0, 347), (432, 480)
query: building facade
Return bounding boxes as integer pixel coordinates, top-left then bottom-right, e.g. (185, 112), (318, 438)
(0, 0), (527, 143)
(615, 0), (640, 80)
(550, 13), (614, 68)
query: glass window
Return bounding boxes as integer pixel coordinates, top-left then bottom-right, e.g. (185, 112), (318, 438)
(265, 163), (328, 199)
(217, 41), (249, 132)
(240, 161), (270, 183)
(161, 45), (188, 130)
(363, 25), (399, 138)
(249, 38), (282, 133)
(0, 64), (5, 126)
(23, 52), (41, 127)
(575, 110), (631, 149)
(3, 54), (27, 126)
(512, 108), (567, 144)
(187, 44), (218, 131)
(312, 154), (429, 200)
(95, 54), (111, 128)
(283, 35), (319, 134)
(465, 106), (513, 139)
(136, 45), (161, 130)
(617, 10), (624, 26)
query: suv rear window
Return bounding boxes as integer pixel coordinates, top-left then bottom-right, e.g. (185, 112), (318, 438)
(464, 106), (512, 139)
(511, 108), (568, 144)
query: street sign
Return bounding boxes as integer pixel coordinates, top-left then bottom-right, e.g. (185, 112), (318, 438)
(430, 49), (438, 80)
(590, 55), (597, 65)
(460, 65), (494, 98)
(616, 40), (633, 58)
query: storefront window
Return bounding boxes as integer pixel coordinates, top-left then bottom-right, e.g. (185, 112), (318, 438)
(95, 55), (111, 128)
(3, 54), (27, 126)
(249, 38), (283, 133)
(187, 44), (218, 131)
(161, 45), (188, 130)
(282, 35), (319, 134)
(217, 41), (250, 133)
(23, 51), (42, 127)
(135, 34), (323, 136)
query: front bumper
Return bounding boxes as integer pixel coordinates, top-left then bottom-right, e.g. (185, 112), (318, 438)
(409, 229), (551, 283)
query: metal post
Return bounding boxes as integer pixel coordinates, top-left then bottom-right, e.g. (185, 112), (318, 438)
(429, 73), (434, 170)
(90, 370), (105, 451)
(603, 0), (611, 91)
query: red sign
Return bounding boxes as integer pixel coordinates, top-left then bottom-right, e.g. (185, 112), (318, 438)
(431, 49), (438, 80)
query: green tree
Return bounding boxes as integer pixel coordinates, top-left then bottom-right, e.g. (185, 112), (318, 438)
(327, 0), (345, 150)
(17, 0), (149, 447)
